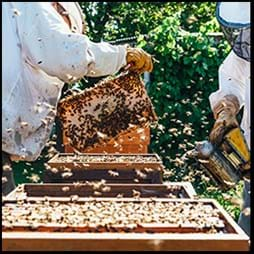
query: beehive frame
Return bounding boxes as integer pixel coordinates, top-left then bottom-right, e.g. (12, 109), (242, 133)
(47, 153), (163, 170)
(2, 198), (249, 251)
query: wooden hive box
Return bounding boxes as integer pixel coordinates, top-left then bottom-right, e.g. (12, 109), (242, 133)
(2, 198), (249, 251)
(5, 182), (197, 201)
(63, 126), (151, 154)
(44, 153), (164, 184)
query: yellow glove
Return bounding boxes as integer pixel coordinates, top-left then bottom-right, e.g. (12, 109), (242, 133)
(209, 95), (240, 146)
(126, 47), (153, 74)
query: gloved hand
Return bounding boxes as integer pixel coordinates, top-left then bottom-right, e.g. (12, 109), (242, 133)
(209, 95), (240, 146)
(126, 47), (153, 74)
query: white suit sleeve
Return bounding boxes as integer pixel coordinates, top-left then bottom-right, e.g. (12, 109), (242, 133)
(17, 3), (126, 83)
(209, 50), (250, 110)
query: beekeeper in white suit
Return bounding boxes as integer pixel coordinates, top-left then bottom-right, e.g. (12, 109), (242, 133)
(2, 2), (153, 195)
(209, 2), (250, 236)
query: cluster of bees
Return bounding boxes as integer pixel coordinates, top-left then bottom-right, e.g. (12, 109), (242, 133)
(54, 154), (160, 163)
(57, 71), (157, 151)
(2, 200), (225, 233)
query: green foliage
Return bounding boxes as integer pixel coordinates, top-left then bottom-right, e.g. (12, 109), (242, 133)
(133, 10), (240, 220)
(80, 2), (219, 42)
(200, 181), (243, 222)
(137, 13), (242, 219)
(12, 156), (44, 185)
(137, 12), (230, 175)
(80, 2), (181, 42)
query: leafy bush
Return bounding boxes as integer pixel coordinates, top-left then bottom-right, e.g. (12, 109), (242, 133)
(138, 13), (230, 178)
(136, 13), (242, 220)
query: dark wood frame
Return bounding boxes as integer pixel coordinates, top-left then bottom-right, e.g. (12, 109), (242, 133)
(4, 182), (197, 201)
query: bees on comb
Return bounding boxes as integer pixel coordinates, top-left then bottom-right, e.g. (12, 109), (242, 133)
(2, 200), (226, 233)
(57, 72), (157, 151)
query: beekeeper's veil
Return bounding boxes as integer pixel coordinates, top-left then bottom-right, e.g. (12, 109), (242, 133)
(216, 2), (250, 61)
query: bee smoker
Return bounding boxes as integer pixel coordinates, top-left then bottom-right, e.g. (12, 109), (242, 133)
(188, 128), (250, 191)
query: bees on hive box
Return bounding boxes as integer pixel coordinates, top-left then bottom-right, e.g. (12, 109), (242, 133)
(2, 199), (227, 233)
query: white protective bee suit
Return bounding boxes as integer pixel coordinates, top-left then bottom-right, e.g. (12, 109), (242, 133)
(2, 2), (128, 162)
(209, 2), (251, 236)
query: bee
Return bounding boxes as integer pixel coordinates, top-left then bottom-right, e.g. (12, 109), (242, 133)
(136, 128), (145, 134)
(169, 128), (177, 134)
(93, 191), (102, 196)
(206, 186), (218, 191)
(167, 193), (177, 198)
(163, 170), (174, 178)
(140, 135), (146, 141)
(73, 162), (81, 168)
(12, 8), (21, 16)
(135, 169), (147, 179)
(50, 167), (59, 174)
(6, 128), (13, 133)
(62, 186), (70, 192)
(41, 119), (48, 125)
(108, 170), (119, 177)
(63, 167), (72, 172)
(242, 207), (251, 216)
(20, 121), (29, 128)
(201, 174), (211, 182)
(101, 186), (111, 192)
(61, 172), (73, 179)
(2, 177), (8, 184)
(73, 181), (82, 188)
(132, 189), (141, 198)
(128, 123), (136, 128)
(70, 195), (79, 202)
(27, 173), (39, 182)
(48, 146), (56, 154)
(3, 164), (12, 172)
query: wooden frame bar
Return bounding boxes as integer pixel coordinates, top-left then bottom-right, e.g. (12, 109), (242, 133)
(5, 182), (197, 201)
(2, 231), (249, 251)
(43, 168), (163, 184)
(47, 153), (163, 170)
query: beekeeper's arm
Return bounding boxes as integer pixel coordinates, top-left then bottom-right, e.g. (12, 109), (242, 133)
(18, 3), (152, 83)
(208, 50), (249, 145)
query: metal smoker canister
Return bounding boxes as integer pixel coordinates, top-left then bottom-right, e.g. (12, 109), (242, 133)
(193, 141), (242, 190)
